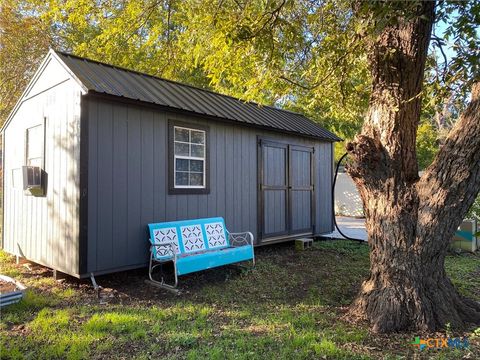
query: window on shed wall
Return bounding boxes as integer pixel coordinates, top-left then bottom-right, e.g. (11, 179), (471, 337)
(25, 123), (44, 167)
(173, 126), (206, 188)
(12, 168), (22, 189)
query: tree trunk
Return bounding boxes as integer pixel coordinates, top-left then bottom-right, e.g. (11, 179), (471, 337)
(346, 1), (480, 333)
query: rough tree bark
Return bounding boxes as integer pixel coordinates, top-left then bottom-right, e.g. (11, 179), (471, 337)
(346, 1), (480, 333)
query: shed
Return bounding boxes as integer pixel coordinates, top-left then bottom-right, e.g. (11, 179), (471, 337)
(1, 49), (341, 278)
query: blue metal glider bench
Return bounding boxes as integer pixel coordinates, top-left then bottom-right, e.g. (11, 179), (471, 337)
(147, 217), (255, 291)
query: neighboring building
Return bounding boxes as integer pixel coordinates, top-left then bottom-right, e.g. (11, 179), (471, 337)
(334, 171), (364, 217)
(1, 50), (341, 278)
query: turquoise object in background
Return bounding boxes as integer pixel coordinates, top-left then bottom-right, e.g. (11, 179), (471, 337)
(453, 220), (478, 252)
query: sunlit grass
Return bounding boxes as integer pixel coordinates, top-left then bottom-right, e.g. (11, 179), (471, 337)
(0, 243), (478, 359)
(0, 251), (21, 278)
(445, 252), (480, 301)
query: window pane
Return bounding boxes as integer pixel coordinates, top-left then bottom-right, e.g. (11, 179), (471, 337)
(191, 144), (204, 158)
(174, 142), (189, 156)
(174, 127), (189, 142)
(190, 160), (204, 172)
(191, 130), (205, 144)
(175, 171), (189, 186)
(171, 125), (207, 189)
(189, 173), (204, 186)
(12, 168), (22, 189)
(176, 158), (189, 171)
(27, 125), (43, 161)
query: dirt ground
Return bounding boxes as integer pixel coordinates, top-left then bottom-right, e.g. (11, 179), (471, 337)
(1, 241), (479, 359)
(0, 279), (18, 294)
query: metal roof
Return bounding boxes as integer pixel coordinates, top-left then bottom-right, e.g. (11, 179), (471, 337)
(55, 50), (341, 141)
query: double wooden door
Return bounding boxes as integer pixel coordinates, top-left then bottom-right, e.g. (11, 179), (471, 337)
(259, 139), (314, 240)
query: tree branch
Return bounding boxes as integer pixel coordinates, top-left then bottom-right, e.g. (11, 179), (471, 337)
(235, 0), (287, 41)
(431, 35), (449, 82)
(279, 39), (361, 90)
(418, 82), (480, 240)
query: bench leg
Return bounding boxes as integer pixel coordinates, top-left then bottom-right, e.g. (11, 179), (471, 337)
(146, 253), (180, 293)
(145, 279), (180, 294)
(246, 253), (256, 269)
(230, 257), (255, 272)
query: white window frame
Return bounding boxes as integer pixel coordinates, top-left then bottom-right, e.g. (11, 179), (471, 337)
(25, 123), (45, 168)
(11, 168), (22, 189)
(173, 126), (206, 189)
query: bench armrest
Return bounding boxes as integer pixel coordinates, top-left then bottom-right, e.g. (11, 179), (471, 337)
(150, 241), (177, 260)
(228, 232), (254, 247)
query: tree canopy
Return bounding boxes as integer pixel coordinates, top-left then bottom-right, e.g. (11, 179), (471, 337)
(2, 0), (368, 157)
(0, 0), (478, 161)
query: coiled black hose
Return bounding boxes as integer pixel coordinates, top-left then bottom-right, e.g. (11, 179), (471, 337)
(332, 153), (366, 243)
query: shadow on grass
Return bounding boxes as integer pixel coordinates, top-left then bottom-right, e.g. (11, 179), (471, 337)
(1, 240), (478, 360)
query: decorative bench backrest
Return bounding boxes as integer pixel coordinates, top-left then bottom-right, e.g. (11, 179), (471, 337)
(148, 217), (230, 260)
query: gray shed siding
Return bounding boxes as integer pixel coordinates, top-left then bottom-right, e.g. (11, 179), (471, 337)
(2, 57), (83, 276)
(85, 96), (333, 275)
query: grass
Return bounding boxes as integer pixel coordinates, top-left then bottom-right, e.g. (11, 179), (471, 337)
(0, 240), (479, 359)
(445, 252), (480, 300)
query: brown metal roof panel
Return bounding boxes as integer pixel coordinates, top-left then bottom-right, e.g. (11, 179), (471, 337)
(242, 101), (291, 130)
(161, 80), (215, 114)
(61, 56), (119, 95)
(173, 85), (232, 119)
(90, 63), (144, 100)
(149, 77), (203, 112)
(129, 75), (171, 107)
(54, 51), (341, 141)
(221, 98), (272, 127)
(58, 56), (96, 90)
(268, 107), (326, 137)
(206, 95), (255, 125)
(140, 75), (187, 108)
(196, 90), (244, 120)
(207, 95), (256, 124)
(100, 66), (154, 101)
(264, 107), (309, 133)
(76, 60), (127, 97)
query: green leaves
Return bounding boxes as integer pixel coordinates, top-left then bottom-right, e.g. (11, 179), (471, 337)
(416, 121), (439, 170)
(1, 0), (369, 141)
(467, 196), (480, 222)
(2, 0), (479, 157)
